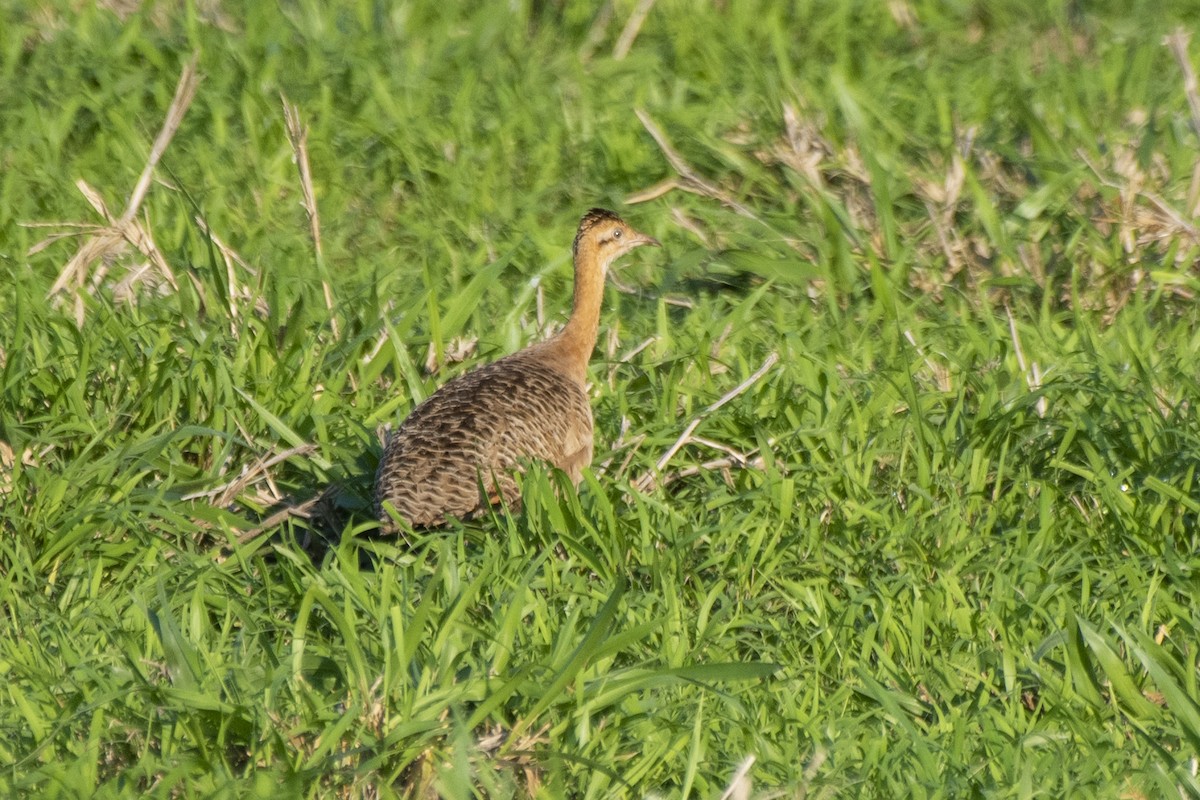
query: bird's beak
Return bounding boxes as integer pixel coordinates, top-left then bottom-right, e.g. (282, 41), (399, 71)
(634, 231), (661, 248)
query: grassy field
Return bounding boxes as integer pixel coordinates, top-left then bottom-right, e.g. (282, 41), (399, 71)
(5, 0), (1200, 796)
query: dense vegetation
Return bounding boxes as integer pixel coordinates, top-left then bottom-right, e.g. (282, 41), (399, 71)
(3, 1), (1200, 796)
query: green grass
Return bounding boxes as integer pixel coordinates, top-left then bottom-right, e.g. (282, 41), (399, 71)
(4, 0), (1200, 796)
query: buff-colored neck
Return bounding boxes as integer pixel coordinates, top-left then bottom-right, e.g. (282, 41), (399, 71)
(536, 239), (607, 386)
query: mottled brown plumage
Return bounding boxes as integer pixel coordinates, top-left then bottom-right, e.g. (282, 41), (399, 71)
(374, 208), (659, 529)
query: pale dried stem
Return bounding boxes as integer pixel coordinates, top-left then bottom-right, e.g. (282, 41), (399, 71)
(636, 351), (780, 492)
(719, 755), (756, 800)
(613, 0), (656, 60)
(194, 214), (272, 327)
(282, 95), (341, 340)
(182, 443), (317, 506)
(688, 435), (750, 462)
(579, 0), (615, 62)
(45, 56), (198, 310)
(669, 206), (713, 247)
(596, 416), (633, 474)
(281, 97), (321, 260)
(1143, 191), (1200, 237)
(1166, 29), (1200, 144)
(922, 149), (966, 275)
(613, 435), (646, 479)
(604, 325), (620, 366)
(619, 335), (659, 364)
(924, 199), (961, 275)
(235, 495), (322, 544)
(607, 334), (658, 388)
(207, 230), (239, 322)
(1077, 148), (1200, 239)
(195, 215), (255, 275)
(606, 272), (694, 308)
(22, 225), (104, 255)
(121, 55), (199, 231)
(657, 452), (768, 490)
(1189, 162), (1200, 218)
(626, 178), (680, 205)
(262, 464), (283, 503)
(902, 329), (952, 393)
(361, 328), (392, 366)
(1006, 306), (1046, 418)
(632, 108), (764, 223)
(798, 747), (829, 799)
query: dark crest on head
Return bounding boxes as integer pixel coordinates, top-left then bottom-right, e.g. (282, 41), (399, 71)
(573, 208), (623, 256)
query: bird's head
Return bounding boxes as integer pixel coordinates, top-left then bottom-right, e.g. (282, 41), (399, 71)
(572, 208), (660, 271)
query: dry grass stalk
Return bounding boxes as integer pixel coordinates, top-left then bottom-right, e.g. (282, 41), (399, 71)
(193, 213), (269, 325)
(476, 722), (551, 795)
(281, 96), (322, 260)
(887, 0), (917, 29)
(182, 443), (318, 506)
(606, 271), (694, 308)
(689, 434), (752, 461)
(631, 108), (764, 224)
(636, 351), (780, 492)
(625, 177), (680, 205)
(536, 279), (545, 329)
(613, 435), (647, 480)
(1165, 29), (1200, 144)
(37, 55), (199, 324)
(719, 754), (755, 800)
(917, 139), (969, 280)
(1005, 306), (1046, 418)
(1077, 148), (1200, 251)
(120, 58), (199, 233)
(1188, 161), (1200, 219)
(902, 329), (953, 394)
(282, 94), (340, 340)
(596, 414), (643, 476)
(234, 493), (324, 545)
(424, 336), (478, 374)
(195, 482), (329, 551)
(578, 0), (615, 62)
(194, 215), (246, 326)
(361, 327), (393, 372)
(612, 0), (656, 60)
(399, 723), (550, 799)
(776, 102), (833, 188)
(657, 446), (769, 490)
(796, 747), (829, 799)
(0, 441), (15, 496)
(669, 206), (714, 247)
(764, 102), (873, 253)
(606, 333), (658, 388)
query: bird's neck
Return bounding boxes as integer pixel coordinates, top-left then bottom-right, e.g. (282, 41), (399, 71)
(544, 240), (607, 385)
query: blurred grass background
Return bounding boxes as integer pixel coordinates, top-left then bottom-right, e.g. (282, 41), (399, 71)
(4, 0), (1200, 797)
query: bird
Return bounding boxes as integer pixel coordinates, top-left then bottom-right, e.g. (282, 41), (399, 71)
(374, 208), (660, 530)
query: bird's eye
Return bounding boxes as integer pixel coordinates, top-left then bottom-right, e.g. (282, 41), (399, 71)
(613, 229), (622, 239)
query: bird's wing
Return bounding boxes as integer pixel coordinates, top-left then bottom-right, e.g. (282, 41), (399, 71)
(375, 355), (593, 527)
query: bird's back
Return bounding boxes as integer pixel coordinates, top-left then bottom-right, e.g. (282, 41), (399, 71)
(374, 351), (593, 529)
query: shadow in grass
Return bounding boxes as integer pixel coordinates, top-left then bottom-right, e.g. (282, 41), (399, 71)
(228, 434), (610, 584)
(220, 448), (381, 565)
(241, 456), (505, 574)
